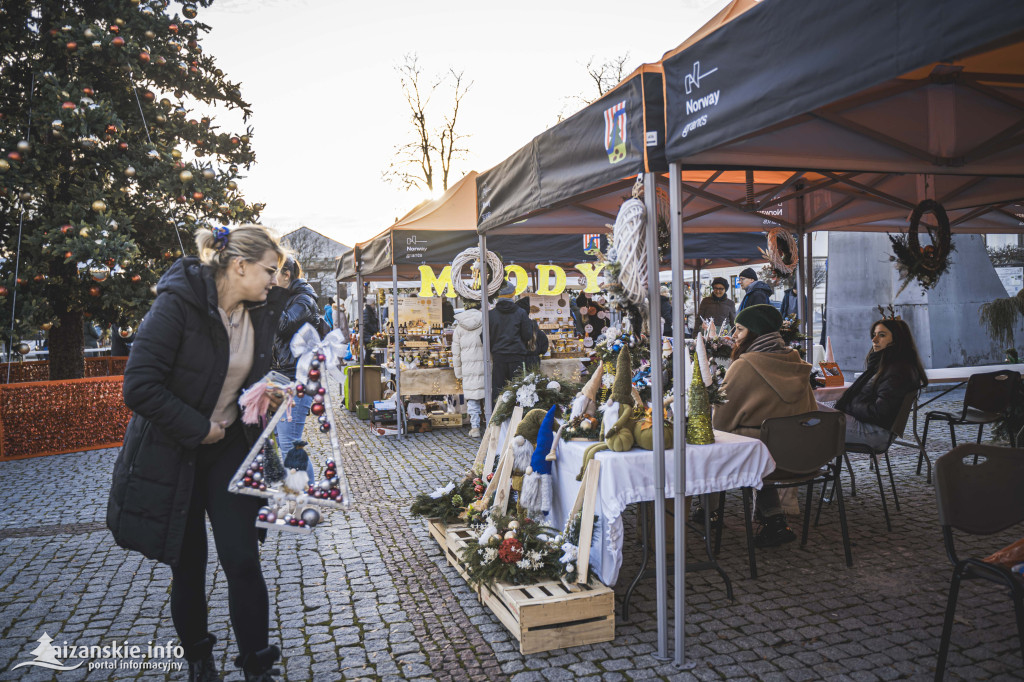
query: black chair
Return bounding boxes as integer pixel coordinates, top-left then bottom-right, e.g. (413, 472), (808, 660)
(919, 370), (1021, 481)
(934, 443), (1024, 680)
(757, 411), (852, 567)
(842, 391), (918, 532)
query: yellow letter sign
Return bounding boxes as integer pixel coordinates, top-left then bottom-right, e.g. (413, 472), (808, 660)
(535, 265), (567, 296)
(418, 265), (456, 298)
(505, 264), (529, 297)
(574, 262), (605, 293)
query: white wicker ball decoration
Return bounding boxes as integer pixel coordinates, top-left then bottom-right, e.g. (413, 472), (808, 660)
(612, 197), (648, 306)
(452, 247), (504, 300)
(758, 227), (799, 276)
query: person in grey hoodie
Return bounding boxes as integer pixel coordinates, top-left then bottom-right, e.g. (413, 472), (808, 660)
(452, 302), (485, 437)
(737, 267), (774, 312)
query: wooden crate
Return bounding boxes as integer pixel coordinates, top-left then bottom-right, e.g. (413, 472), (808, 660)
(426, 518), (447, 552)
(428, 412), (463, 428)
(444, 525), (479, 591)
(480, 577), (615, 655)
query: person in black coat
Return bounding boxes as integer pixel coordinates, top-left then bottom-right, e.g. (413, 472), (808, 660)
(833, 318), (928, 450)
(659, 287), (673, 338)
(488, 284), (533, 402)
(516, 296), (549, 371)
(737, 267), (774, 311)
(107, 225), (286, 682)
(271, 256), (319, 482)
(361, 300), (379, 365)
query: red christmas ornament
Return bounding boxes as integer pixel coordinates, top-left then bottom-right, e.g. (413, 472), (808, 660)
(131, 274), (142, 283)
(310, 403), (325, 416)
(60, 224), (74, 234)
(88, 285), (101, 297)
(62, 101), (76, 110)
(307, 368), (320, 381)
(112, 36), (125, 47)
(168, 23), (178, 33)
(317, 353), (326, 362)
(6, 152), (21, 162)
(319, 423), (331, 433)
(66, 41), (78, 51)
(139, 51), (150, 62)
(317, 387), (326, 395)
(0, 286), (7, 297)
(82, 87), (94, 96)
(109, 24), (119, 33)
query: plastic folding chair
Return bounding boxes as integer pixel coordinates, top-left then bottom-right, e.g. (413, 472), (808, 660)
(758, 411), (852, 567)
(842, 391), (918, 531)
(933, 443), (1024, 680)
(919, 370), (1021, 481)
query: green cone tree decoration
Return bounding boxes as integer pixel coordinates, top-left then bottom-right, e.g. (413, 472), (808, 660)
(686, 358), (715, 445)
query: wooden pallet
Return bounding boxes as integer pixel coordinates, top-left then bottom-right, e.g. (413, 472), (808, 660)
(480, 577), (615, 654)
(425, 518), (448, 552)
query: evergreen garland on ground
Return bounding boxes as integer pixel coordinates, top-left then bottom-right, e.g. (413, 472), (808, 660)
(557, 512), (598, 584)
(410, 474), (481, 524)
(461, 512), (561, 588)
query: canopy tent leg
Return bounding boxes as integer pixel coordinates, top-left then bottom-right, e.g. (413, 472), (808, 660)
(357, 273), (365, 405)
(795, 227), (806, 348)
(479, 233), (493, 422)
(669, 162), (695, 670)
(805, 230), (815, 349)
(392, 264), (403, 437)
(644, 172), (670, 662)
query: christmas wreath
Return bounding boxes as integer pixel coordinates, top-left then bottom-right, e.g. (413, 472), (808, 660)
(461, 512), (562, 588)
(560, 412), (602, 441)
(758, 227), (799, 282)
(889, 199), (954, 292)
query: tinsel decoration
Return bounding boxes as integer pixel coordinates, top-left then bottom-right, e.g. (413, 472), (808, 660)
(0, 376), (130, 458)
(686, 359), (715, 445)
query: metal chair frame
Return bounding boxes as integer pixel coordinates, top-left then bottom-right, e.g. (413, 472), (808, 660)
(933, 443), (1024, 680)
(758, 411), (853, 568)
(918, 370), (1021, 481)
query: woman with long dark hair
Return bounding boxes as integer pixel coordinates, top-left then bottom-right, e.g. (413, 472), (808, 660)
(108, 224), (286, 681)
(712, 304), (818, 547)
(834, 318), (928, 450)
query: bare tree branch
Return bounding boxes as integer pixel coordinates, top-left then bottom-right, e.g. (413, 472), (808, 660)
(383, 53), (472, 193)
(554, 52), (633, 124)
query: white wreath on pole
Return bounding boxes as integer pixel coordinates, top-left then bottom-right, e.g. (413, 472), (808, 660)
(452, 247), (504, 300)
(612, 197), (648, 307)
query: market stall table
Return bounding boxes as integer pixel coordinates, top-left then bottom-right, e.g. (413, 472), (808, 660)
(399, 358), (589, 397)
(548, 431), (776, 588)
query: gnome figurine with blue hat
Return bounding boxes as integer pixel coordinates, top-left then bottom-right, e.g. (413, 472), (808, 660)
(520, 405), (560, 516)
(283, 440), (312, 494)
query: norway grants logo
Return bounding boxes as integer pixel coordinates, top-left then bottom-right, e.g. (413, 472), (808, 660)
(603, 100), (627, 164)
(13, 633), (84, 671)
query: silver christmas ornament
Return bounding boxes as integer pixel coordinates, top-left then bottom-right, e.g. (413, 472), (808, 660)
(300, 508), (321, 527)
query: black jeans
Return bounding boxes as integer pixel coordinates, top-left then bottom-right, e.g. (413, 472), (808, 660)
(491, 357), (527, 403)
(171, 420), (268, 662)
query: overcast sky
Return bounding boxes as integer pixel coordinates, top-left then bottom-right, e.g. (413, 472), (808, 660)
(195, 0), (731, 247)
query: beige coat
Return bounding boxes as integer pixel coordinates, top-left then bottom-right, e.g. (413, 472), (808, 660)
(712, 349), (817, 439)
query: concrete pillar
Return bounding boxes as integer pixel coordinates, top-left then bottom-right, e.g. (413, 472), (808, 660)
(826, 233), (1021, 373)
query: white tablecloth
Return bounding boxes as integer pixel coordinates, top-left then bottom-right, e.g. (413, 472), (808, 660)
(547, 432), (775, 586)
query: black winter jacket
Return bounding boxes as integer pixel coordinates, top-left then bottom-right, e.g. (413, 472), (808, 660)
(362, 305), (379, 341)
(272, 278), (319, 379)
(107, 257), (286, 567)
(835, 349), (922, 431)
(660, 295), (673, 337)
(489, 300), (533, 361)
(739, 280), (773, 311)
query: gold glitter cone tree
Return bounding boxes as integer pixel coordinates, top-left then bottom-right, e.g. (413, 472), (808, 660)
(686, 358), (715, 445)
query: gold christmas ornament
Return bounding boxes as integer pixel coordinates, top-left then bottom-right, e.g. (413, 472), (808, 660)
(89, 265), (110, 282)
(41, 322), (53, 331)
(91, 200), (106, 212)
(15, 342), (30, 355)
(79, 227), (91, 237)
(178, 170), (193, 182)
(201, 168), (215, 180)
(125, 166), (136, 177)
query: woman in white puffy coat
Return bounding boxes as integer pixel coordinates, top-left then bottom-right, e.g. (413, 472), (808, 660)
(452, 304), (486, 437)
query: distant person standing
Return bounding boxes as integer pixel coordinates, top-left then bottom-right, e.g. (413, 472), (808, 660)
(323, 296), (335, 330)
(698, 277), (736, 329)
(361, 299), (379, 365)
(737, 267), (773, 312)
(271, 256), (318, 483)
(779, 283), (799, 319)
(452, 301), (485, 437)
(516, 296), (549, 371)
(488, 284), (533, 402)
(659, 285), (673, 338)
(442, 298), (455, 327)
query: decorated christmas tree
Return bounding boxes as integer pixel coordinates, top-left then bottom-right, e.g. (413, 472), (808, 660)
(0, 1), (261, 379)
(686, 358), (715, 445)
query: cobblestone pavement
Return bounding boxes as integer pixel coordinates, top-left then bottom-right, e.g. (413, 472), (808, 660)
(1, 386), (1022, 681)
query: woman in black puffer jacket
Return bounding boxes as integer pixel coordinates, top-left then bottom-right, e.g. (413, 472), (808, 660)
(107, 225), (286, 681)
(271, 256), (320, 481)
(834, 318), (928, 450)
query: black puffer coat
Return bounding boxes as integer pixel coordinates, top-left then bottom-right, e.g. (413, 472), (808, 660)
(835, 349), (922, 431)
(489, 299), (533, 361)
(272, 278), (319, 380)
(106, 257), (286, 567)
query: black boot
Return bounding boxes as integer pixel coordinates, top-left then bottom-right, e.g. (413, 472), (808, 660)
(235, 645), (281, 682)
(754, 514), (797, 548)
(185, 634), (219, 682)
